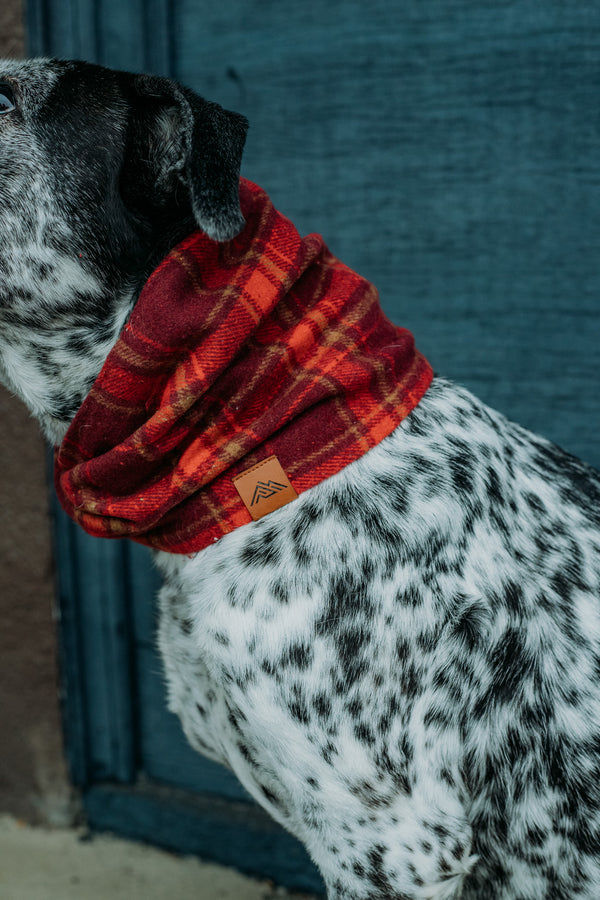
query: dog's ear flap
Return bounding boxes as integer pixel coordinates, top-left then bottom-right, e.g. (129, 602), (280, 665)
(133, 74), (248, 242)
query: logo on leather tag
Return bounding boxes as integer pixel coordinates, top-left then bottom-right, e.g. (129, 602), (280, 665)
(233, 455), (298, 520)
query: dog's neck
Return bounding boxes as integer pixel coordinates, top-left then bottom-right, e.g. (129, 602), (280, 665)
(0, 262), (136, 446)
(0, 216), (195, 446)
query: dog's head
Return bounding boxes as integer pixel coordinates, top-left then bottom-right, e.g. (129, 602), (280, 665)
(0, 58), (248, 440)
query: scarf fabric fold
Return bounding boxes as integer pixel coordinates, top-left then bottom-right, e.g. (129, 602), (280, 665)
(55, 178), (433, 554)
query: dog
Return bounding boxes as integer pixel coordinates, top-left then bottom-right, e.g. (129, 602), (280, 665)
(1, 58), (599, 900)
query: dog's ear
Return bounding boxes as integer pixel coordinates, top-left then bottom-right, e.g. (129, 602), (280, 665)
(130, 74), (248, 242)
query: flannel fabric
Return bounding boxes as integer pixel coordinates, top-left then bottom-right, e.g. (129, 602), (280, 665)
(55, 178), (433, 554)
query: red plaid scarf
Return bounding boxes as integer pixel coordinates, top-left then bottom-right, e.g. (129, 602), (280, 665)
(55, 179), (433, 554)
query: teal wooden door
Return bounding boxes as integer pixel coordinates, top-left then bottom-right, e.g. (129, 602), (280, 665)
(29, 0), (599, 891)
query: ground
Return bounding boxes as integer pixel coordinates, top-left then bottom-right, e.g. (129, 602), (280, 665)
(0, 816), (320, 900)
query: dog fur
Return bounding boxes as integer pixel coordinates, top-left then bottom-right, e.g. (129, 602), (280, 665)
(1, 58), (599, 899)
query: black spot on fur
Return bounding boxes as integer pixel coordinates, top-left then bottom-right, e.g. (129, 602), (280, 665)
(280, 642), (313, 670)
(239, 529), (281, 567)
(313, 692), (332, 719)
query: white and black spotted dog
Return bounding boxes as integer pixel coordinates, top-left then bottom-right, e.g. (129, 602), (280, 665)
(1, 58), (600, 900)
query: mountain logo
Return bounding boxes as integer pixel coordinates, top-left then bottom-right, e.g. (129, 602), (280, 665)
(251, 479), (287, 506)
(233, 455), (299, 521)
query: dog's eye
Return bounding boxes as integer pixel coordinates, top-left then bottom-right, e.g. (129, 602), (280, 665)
(0, 85), (15, 114)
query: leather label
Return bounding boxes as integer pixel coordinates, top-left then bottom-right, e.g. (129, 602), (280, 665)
(233, 455), (298, 520)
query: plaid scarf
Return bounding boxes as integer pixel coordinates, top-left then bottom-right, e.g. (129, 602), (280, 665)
(55, 179), (433, 554)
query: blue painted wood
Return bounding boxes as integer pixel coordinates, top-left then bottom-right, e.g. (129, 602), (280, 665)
(27, 0), (174, 74)
(48, 459), (89, 786)
(139, 0), (175, 76)
(85, 781), (325, 894)
(24, 0), (48, 57)
(50, 492), (136, 785)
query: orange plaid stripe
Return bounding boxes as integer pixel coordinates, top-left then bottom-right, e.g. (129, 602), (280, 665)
(55, 179), (432, 554)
